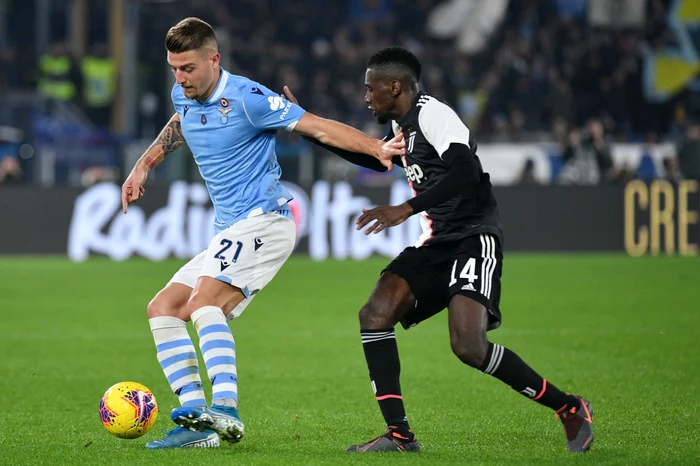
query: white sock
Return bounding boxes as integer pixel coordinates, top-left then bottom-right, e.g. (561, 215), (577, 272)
(192, 306), (238, 408)
(149, 316), (206, 407)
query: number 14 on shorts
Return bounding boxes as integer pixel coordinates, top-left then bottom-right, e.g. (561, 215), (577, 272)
(449, 258), (478, 287)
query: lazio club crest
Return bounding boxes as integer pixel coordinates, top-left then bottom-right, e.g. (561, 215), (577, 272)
(218, 97), (233, 124)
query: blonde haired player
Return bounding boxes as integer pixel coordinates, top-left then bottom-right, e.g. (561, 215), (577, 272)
(122, 17), (404, 449)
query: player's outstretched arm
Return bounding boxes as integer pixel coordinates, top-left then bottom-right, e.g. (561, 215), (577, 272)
(121, 113), (186, 213)
(290, 113), (403, 171)
(282, 86), (393, 172)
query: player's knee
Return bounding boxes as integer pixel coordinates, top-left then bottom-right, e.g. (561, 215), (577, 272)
(147, 296), (183, 320)
(359, 300), (395, 329)
(451, 337), (488, 368)
(185, 295), (205, 319)
(185, 292), (223, 319)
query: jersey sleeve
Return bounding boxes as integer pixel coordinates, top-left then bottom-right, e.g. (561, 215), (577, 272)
(418, 99), (471, 158)
(241, 82), (306, 132)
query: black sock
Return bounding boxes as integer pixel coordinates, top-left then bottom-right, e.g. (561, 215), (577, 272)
(479, 342), (580, 413)
(360, 328), (414, 439)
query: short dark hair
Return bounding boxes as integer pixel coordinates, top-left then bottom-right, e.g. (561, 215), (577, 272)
(367, 46), (422, 82)
(165, 17), (217, 53)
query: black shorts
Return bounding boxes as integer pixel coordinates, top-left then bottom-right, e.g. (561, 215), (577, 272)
(383, 234), (503, 331)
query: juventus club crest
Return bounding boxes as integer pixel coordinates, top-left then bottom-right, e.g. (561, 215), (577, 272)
(406, 131), (417, 153)
(218, 97), (233, 124)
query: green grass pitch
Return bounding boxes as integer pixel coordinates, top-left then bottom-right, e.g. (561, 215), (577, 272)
(1, 254), (699, 465)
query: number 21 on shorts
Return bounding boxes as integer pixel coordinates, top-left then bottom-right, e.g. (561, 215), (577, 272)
(215, 239), (243, 263)
(449, 258), (478, 287)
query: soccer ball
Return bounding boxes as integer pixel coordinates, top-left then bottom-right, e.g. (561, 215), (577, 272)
(99, 381), (158, 439)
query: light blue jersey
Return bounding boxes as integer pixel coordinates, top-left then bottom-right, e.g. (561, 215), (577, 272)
(171, 69), (305, 233)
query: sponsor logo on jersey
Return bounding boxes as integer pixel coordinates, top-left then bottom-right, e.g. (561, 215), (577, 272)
(268, 96), (286, 111)
(406, 163), (424, 184)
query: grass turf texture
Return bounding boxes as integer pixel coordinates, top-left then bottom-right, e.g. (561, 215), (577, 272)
(1, 255), (699, 465)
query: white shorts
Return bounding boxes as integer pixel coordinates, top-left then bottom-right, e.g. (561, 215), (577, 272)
(169, 209), (296, 320)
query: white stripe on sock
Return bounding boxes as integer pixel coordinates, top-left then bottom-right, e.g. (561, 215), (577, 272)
(212, 382), (238, 395)
(486, 344), (504, 375)
(163, 358), (200, 378)
(207, 364), (237, 377)
(174, 373), (205, 387)
(491, 345), (504, 374)
(362, 335), (396, 343)
(485, 344), (502, 374)
(179, 389), (206, 405)
(361, 331), (394, 337)
(199, 331), (235, 346)
(202, 348), (236, 359)
(156, 345), (196, 363)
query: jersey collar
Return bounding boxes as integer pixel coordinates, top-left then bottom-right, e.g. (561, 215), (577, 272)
(397, 91), (425, 129)
(195, 67), (228, 105)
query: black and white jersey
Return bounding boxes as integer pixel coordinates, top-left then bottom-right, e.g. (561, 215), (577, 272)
(390, 92), (503, 247)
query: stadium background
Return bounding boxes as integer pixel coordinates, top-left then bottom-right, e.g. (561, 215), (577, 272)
(1, 1), (699, 464)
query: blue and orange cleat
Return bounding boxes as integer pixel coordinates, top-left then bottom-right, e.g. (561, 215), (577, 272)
(172, 405), (245, 444)
(557, 396), (594, 452)
(145, 425), (219, 449)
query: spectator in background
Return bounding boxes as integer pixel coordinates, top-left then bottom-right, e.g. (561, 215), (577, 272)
(678, 121), (700, 180)
(517, 158), (539, 185)
(546, 77), (575, 128)
(0, 45), (22, 92)
(81, 42), (117, 129)
(37, 41), (81, 105)
(0, 126), (25, 183)
(662, 156), (681, 182)
(559, 119), (613, 185)
(0, 143), (22, 183)
(348, 0), (392, 23)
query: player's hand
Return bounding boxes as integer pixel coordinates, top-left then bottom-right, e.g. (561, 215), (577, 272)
(356, 202), (414, 235)
(121, 169), (147, 213)
(378, 132), (405, 170)
(282, 86), (299, 105)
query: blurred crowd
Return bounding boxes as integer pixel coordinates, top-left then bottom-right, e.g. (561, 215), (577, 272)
(147, 0), (694, 141)
(0, 0), (698, 185)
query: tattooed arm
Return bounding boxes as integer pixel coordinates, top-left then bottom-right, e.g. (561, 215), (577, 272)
(136, 113), (186, 171)
(121, 113), (186, 213)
